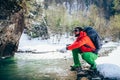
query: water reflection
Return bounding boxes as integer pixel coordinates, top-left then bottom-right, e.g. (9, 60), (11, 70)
(0, 57), (18, 80)
(0, 54), (76, 80)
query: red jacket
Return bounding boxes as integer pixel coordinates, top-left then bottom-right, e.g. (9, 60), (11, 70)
(67, 31), (96, 52)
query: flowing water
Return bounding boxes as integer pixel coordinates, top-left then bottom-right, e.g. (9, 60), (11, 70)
(0, 46), (116, 80)
(0, 53), (76, 80)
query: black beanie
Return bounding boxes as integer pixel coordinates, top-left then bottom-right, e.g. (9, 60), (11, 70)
(74, 27), (83, 32)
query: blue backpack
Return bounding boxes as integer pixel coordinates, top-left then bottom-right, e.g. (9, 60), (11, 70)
(84, 27), (102, 54)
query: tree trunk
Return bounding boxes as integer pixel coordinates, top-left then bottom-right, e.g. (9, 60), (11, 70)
(0, 10), (25, 58)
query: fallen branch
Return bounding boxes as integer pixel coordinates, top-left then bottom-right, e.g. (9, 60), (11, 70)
(16, 50), (58, 54)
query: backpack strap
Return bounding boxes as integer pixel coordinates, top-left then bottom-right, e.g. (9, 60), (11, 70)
(84, 44), (96, 53)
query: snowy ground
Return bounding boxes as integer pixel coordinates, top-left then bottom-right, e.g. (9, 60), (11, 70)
(96, 45), (120, 79)
(18, 33), (120, 79)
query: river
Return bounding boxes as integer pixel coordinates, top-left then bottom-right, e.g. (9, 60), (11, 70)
(0, 53), (76, 80)
(0, 45), (117, 80)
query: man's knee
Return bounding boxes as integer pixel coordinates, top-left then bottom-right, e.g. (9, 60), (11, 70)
(81, 52), (90, 60)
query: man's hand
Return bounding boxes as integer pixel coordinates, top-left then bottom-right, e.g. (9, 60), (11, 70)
(59, 47), (67, 53)
(66, 44), (71, 47)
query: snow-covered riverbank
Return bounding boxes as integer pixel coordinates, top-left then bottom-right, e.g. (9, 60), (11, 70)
(17, 33), (120, 79)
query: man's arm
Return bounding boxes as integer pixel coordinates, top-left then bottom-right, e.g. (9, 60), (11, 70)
(67, 38), (87, 50)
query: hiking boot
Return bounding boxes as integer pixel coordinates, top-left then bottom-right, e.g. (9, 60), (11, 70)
(89, 67), (98, 74)
(77, 67), (88, 77)
(76, 66), (82, 72)
(70, 66), (81, 71)
(88, 68), (100, 78)
(90, 64), (97, 70)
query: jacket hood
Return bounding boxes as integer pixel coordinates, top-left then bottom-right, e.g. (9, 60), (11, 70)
(79, 31), (87, 38)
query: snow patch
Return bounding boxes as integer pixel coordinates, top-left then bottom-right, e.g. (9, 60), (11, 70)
(97, 64), (120, 79)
